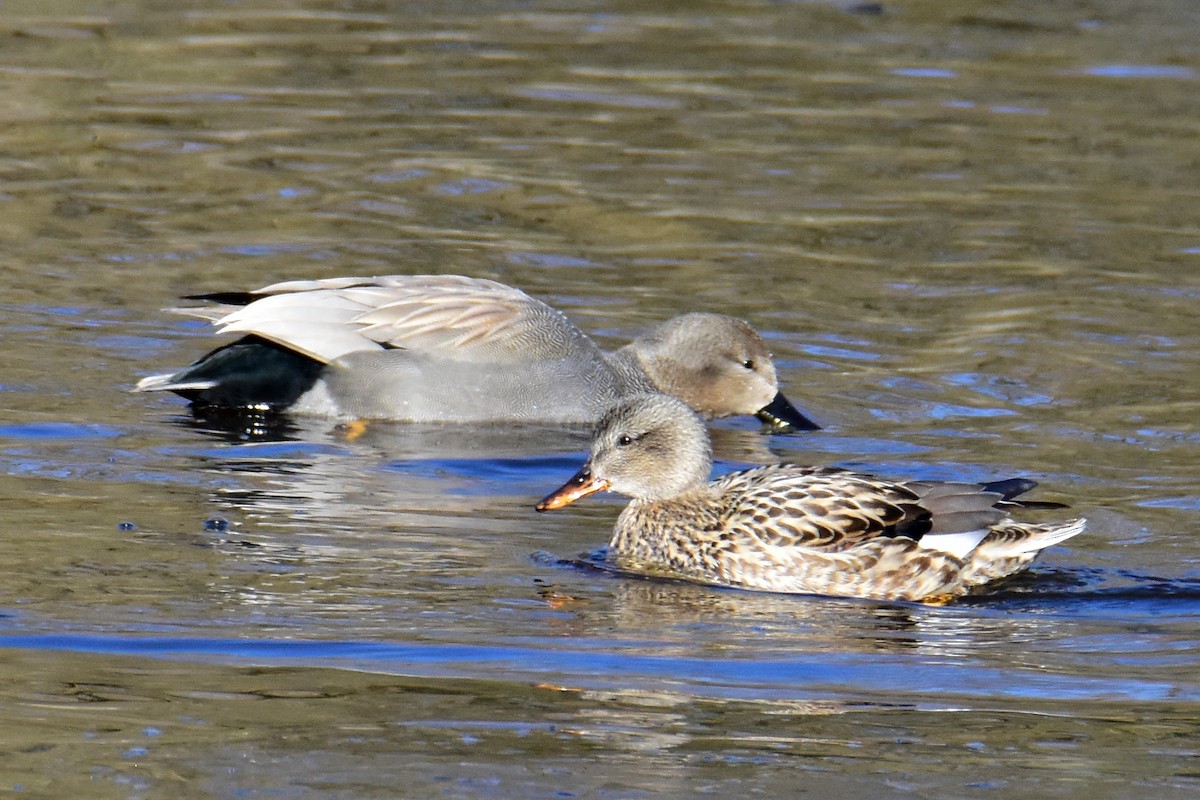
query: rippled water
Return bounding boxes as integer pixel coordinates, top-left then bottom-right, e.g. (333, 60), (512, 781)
(2, 0), (1199, 797)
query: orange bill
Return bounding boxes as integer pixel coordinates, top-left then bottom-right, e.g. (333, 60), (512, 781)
(535, 467), (610, 511)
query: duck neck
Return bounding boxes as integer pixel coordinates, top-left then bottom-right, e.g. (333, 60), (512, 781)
(605, 346), (658, 395)
(611, 488), (724, 571)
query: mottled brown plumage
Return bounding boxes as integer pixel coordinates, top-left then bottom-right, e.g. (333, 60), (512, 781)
(538, 394), (1086, 602)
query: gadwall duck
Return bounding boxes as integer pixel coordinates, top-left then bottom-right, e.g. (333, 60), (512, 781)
(537, 394), (1085, 602)
(135, 275), (817, 429)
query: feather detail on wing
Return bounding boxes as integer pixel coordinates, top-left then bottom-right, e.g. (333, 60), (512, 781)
(164, 275), (605, 366)
(708, 465), (1057, 560)
(711, 465), (927, 552)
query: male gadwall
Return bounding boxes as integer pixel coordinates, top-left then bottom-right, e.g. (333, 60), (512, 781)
(135, 275), (817, 429)
(537, 393), (1085, 602)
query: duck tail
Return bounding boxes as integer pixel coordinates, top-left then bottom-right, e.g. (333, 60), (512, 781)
(997, 518), (1087, 555)
(959, 518), (1086, 587)
(980, 477), (1070, 510)
(132, 335), (324, 409)
(133, 373), (218, 393)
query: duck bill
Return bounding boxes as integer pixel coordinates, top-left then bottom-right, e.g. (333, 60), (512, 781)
(755, 391), (820, 432)
(536, 467), (610, 511)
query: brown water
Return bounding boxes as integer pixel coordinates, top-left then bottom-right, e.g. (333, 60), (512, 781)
(2, 0), (1199, 797)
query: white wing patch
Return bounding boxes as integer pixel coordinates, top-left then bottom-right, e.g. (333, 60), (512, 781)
(918, 529), (992, 559)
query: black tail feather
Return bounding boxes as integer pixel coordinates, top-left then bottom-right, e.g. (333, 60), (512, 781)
(182, 291), (262, 305)
(981, 478), (1069, 510)
(163, 335), (323, 410)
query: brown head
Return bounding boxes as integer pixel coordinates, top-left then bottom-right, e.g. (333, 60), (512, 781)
(626, 313), (818, 431)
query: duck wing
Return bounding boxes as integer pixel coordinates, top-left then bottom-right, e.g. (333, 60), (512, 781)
(712, 465), (928, 551)
(175, 275), (605, 366)
(713, 465), (1023, 558)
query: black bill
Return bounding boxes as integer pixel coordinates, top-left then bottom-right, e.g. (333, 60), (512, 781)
(755, 391), (820, 432)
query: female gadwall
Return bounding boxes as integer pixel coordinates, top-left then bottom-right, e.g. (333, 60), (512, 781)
(537, 394), (1086, 602)
(135, 275), (817, 429)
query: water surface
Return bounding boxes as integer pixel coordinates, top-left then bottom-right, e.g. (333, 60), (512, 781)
(2, 0), (1198, 797)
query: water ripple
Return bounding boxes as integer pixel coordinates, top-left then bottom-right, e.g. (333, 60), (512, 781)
(1, 631), (1192, 705)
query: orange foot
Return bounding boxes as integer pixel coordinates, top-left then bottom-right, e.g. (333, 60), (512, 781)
(337, 419), (370, 441)
(535, 579), (589, 610)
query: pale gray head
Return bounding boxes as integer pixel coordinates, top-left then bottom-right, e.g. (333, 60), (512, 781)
(536, 394), (714, 510)
(630, 313), (819, 431)
(589, 393), (713, 500)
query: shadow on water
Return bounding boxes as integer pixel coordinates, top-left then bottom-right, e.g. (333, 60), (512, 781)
(958, 572), (1200, 616)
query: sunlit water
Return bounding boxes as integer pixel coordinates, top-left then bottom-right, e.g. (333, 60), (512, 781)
(2, 0), (1198, 797)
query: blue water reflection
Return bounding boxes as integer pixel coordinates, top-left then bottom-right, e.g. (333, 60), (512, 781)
(3, 630), (1194, 703)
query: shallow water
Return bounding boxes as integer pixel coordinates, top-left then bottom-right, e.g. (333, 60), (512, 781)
(2, 0), (1199, 797)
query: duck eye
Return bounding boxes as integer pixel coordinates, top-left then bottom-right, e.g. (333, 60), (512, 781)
(616, 433), (635, 447)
